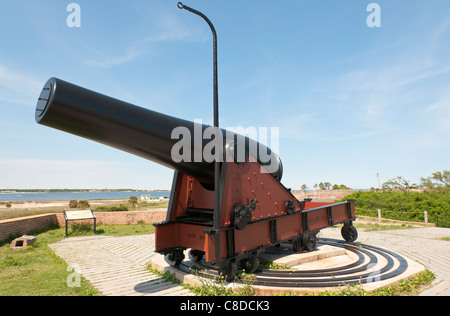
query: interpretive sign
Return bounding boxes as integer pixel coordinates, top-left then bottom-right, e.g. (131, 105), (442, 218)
(63, 209), (96, 237)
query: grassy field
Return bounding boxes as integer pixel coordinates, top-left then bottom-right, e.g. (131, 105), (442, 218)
(1, 224), (97, 296)
(0, 222), (155, 296)
(350, 215), (429, 231)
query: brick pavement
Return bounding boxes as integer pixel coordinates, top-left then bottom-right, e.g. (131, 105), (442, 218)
(319, 227), (450, 296)
(49, 235), (193, 296)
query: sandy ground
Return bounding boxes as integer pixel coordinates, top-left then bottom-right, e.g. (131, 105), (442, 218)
(0, 199), (166, 221)
(1, 199), (128, 210)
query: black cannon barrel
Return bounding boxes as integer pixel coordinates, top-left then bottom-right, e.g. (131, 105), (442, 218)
(35, 78), (282, 185)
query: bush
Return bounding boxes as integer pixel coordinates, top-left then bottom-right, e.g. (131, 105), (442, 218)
(69, 200), (78, 208)
(94, 204), (128, 212)
(109, 204), (128, 212)
(77, 200), (90, 209)
(340, 190), (450, 225)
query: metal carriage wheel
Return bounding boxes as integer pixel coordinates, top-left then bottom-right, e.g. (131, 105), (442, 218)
(341, 223), (358, 242)
(302, 231), (318, 252)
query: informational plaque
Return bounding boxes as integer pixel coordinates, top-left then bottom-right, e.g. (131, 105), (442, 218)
(65, 210), (95, 220)
(63, 209), (96, 237)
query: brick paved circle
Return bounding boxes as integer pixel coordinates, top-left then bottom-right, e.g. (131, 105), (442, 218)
(319, 227), (450, 296)
(50, 227), (449, 296)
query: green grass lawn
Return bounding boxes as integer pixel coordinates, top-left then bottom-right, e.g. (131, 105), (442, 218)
(0, 222), (155, 296)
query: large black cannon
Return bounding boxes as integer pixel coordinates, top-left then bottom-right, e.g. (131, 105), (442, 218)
(35, 77), (357, 280)
(36, 77), (283, 186)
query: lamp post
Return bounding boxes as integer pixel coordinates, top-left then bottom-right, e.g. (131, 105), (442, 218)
(177, 2), (221, 267)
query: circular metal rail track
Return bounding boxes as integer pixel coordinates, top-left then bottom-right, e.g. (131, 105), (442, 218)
(179, 238), (409, 288)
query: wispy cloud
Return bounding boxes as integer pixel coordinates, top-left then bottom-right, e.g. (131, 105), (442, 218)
(85, 13), (197, 68)
(312, 42), (450, 136)
(0, 65), (42, 106)
(85, 46), (145, 68)
(279, 58), (450, 144)
(421, 93), (450, 145)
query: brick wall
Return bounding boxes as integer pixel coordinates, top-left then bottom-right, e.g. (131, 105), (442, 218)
(0, 214), (58, 242)
(0, 210), (167, 242)
(54, 210), (167, 226)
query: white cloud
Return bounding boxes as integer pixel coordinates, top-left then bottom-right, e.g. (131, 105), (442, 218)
(314, 55), (450, 133)
(0, 65), (42, 106)
(422, 93), (450, 141)
(85, 46), (144, 68)
(85, 13), (197, 69)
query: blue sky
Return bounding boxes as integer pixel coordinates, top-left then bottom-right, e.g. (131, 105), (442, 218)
(0, 0), (449, 190)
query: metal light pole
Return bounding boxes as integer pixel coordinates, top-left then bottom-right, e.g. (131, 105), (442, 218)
(177, 2), (221, 267)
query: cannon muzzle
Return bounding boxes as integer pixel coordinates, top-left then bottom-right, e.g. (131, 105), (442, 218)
(35, 78), (282, 185)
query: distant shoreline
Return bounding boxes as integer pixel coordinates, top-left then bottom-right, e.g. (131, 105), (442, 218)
(0, 189), (170, 194)
(0, 191), (171, 203)
(0, 197), (169, 221)
(2, 198), (130, 204)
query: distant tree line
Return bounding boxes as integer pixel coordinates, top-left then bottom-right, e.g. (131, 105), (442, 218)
(300, 183), (351, 191)
(381, 170), (449, 191)
(419, 170), (449, 190)
(0, 189), (139, 193)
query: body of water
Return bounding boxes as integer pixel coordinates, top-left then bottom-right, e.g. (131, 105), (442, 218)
(0, 191), (170, 202)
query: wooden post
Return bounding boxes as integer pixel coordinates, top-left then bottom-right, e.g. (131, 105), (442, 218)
(378, 209), (382, 223)
(424, 211), (428, 225)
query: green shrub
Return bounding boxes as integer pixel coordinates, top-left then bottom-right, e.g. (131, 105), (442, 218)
(110, 204), (128, 212)
(77, 200), (90, 209)
(340, 191), (449, 225)
(94, 204), (128, 212)
(69, 200), (78, 208)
